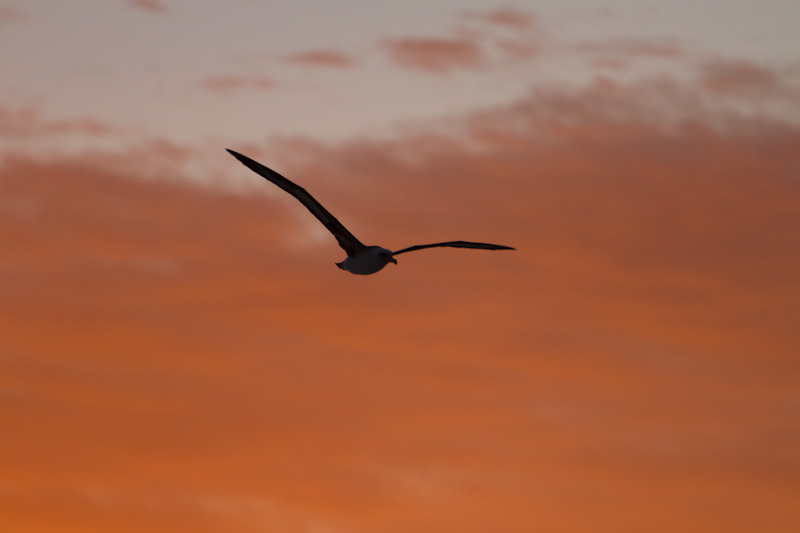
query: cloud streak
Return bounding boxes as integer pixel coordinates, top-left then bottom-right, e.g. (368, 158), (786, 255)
(700, 59), (794, 98)
(284, 49), (356, 68)
(460, 7), (536, 32)
(128, 0), (168, 14)
(382, 37), (484, 73)
(198, 75), (277, 95)
(575, 38), (683, 59)
(0, 7), (22, 24)
(378, 8), (543, 75)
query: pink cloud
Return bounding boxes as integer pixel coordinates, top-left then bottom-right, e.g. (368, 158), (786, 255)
(382, 37), (484, 73)
(382, 9), (539, 72)
(0, 7), (23, 24)
(0, 104), (119, 138)
(461, 7), (536, 31)
(198, 75), (276, 94)
(576, 39), (683, 59)
(701, 59), (784, 96)
(284, 49), (356, 68)
(128, 0), (168, 14)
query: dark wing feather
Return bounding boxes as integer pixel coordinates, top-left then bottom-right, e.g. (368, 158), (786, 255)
(227, 149), (364, 256)
(392, 240), (515, 256)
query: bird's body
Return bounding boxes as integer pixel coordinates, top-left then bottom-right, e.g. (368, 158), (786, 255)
(226, 149), (513, 275)
(336, 246), (396, 275)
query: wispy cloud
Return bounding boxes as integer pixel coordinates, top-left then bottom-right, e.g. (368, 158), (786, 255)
(0, 104), (121, 140)
(198, 75), (276, 95)
(284, 49), (356, 68)
(128, 0), (168, 14)
(0, 7), (23, 24)
(574, 38), (683, 59)
(382, 37), (484, 73)
(381, 9), (541, 73)
(700, 59), (785, 96)
(460, 7), (536, 32)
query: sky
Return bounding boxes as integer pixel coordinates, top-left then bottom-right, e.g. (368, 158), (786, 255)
(1, 1), (799, 531)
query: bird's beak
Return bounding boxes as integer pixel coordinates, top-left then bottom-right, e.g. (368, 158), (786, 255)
(390, 257), (397, 265)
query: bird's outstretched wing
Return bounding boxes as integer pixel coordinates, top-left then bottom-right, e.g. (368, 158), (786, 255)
(392, 241), (515, 256)
(227, 149), (365, 256)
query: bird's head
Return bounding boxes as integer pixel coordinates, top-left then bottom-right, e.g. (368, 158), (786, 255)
(379, 249), (397, 265)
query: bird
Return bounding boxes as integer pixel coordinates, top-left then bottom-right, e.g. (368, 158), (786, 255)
(226, 149), (514, 275)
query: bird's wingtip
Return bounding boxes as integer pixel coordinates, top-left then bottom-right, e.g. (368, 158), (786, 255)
(226, 148), (248, 163)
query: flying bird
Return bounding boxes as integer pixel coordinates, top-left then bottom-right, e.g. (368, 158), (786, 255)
(226, 149), (514, 275)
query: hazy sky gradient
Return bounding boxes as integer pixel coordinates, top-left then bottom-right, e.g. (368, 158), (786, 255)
(2, 1), (799, 150)
(1, 1), (799, 531)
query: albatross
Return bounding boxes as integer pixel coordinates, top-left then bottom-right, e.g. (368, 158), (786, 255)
(226, 149), (514, 275)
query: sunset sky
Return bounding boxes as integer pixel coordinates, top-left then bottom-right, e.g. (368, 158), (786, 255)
(1, 1), (799, 532)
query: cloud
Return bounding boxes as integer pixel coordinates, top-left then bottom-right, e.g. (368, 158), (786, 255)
(687, 60), (800, 122)
(574, 38), (683, 60)
(0, 104), (121, 142)
(460, 7), (536, 32)
(700, 59), (785, 96)
(570, 37), (682, 73)
(283, 49), (356, 68)
(611, 40), (682, 58)
(382, 37), (484, 73)
(128, 0), (168, 14)
(198, 75), (276, 95)
(381, 9), (541, 73)
(0, 7), (23, 24)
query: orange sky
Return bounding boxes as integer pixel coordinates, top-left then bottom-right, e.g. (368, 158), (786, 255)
(2, 2), (800, 532)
